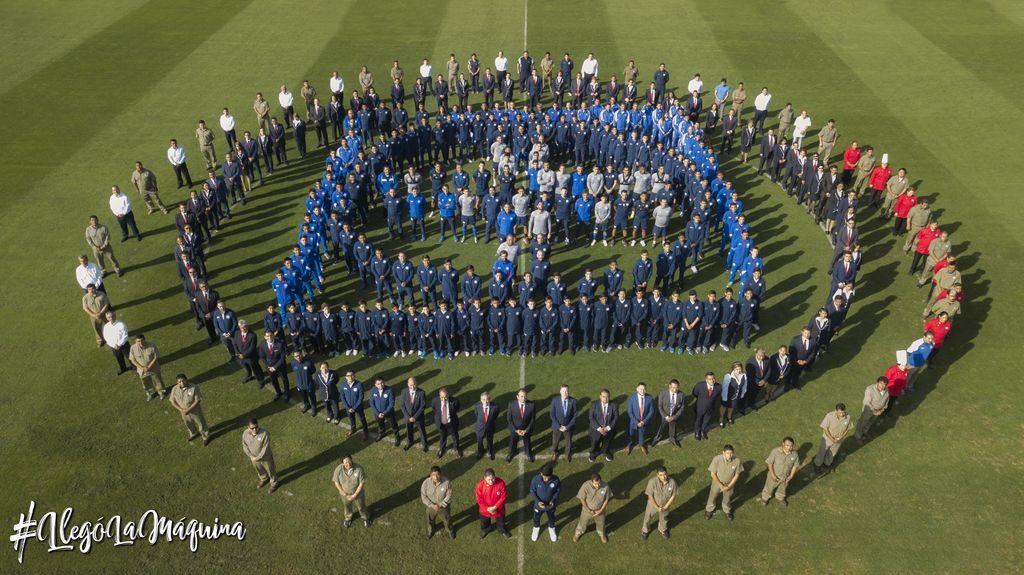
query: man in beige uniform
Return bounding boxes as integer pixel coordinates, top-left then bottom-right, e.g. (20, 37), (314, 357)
(817, 119), (839, 162)
(852, 148), (876, 195)
(129, 161), (168, 214)
(194, 120), (216, 170)
(902, 200), (932, 253)
(358, 66), (374, 93)
(446, 54), (459, 87)
(917, 231), (953, 286)
(253, 92), (271, 135)
(924, 259), (961, 312)
(85, 216), (122, 275)
(855, 377), (890, 444)
(622, 60), (638, 84)
(128, 333), (167, 401)
(705, 444), (742, 521)
(81, 284), (110, 347)
(730, 82), (746, 117)
(813, 403), (851, 474)
(573, 472), (612, 543)
(333, 454), (371, 528)
(169, 374), (210, 445)
(776, 103), (794, 141)
(640, 466), (677, 539)
(926, 285), (961, 318)
(242, 418), (279, 493)
(761, 437), (799, 506)
(421, 466), (453, 539)
(881, 168), (909, 218)
(390, 60), (404, 85)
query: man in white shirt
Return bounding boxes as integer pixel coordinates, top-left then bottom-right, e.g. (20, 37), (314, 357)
(494, 51), (509, 85)
(792, 110), (812, 149)
(167, 138), (193, 188)
(581, 53), (599, 86)
(219, 107), (237, 148)
(109, 186), (141, 242)
(278, 85), (295, 127)
(329, 71), (345, 98)
(76, 255), (105, 292)
(753, 87), (772, 133)
(687, 73), (703, 96)
(103, 310), (131, 375)
(419, 59), (433, 95)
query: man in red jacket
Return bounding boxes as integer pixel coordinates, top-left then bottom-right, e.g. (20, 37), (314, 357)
(476, 468), (511, 539)
(924, 312), (952, 360)
(910, 221), (940, 276)
(867, 153), (892, 209)
(842, 142), (860, 186)
(883, 363), (908, 416)
(891, 187), (918, 237)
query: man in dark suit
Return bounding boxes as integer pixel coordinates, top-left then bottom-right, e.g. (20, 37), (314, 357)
(756, 129), (777, 176)
(455, 75), (469, 109)
(433, 75), (449, 110)
(684, 90), (702, 121)
(625, 382), (654, 455)
(391, 79), (405, 107)
(500, 76), (515, 104)
(526, 71), (543, 109)
(767, 345), (791, 401)
(258, 331), (288, 400)
(551, 71), (566, 105)
(482, 70), (496, 107)
(401, 377), (428, 452)
(256, 128), (274, 175)
(268, 118), (287, 166)
(506, 388), (536, 462)
(432, 387), (462, 458)
(744, 347), (770, 412)
(605, 76), (620, 102)
(232, 320), (264, 385)
(788, 327), (818, 389)
(691, 371), (721, 441)
(588, 389), (618, 462)
(550, 384), (578, 462)
(213, 300), (238, 362)
(830, 250), (858, 293)
(720, 109), (739, 154)
(309, 98), (328, 148)
(772, 138), (791, 183)
(191, 280), (217, 343)
(832, 219), (859, 264)
(570, 74), (585, 107)
(653, 379), (684, 447)
(474, 391), (499, 460)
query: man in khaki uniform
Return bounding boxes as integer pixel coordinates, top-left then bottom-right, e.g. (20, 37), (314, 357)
(85, 216), (122, 275)
(855, 378), (890, 444)
(129, 161), (168, 214)
(817, 119), (839, 161)
(194, 120), (216, 170)
(169, 374), (210, 445)
(622, 60), (638, 84)
(776, 103), (794, 142)
(640, 467), (677, 539)
(705, 444), (742, 521)
(881, 168), (909, 218)
(852, 148), (876, 195)
(924, 259), (961, 310)
(761, 437), (799, 506)
(420, 466), (453, 539)
(128, 333), (167, 401)
(333, 454), (371, 528)
(813, 403), (851, 474)
(540, 52), (554, 84)
(390, 60), (404, 85)
(242, 418), (279, 493)
(253, 93), (271, 135)
(730, 82), (746, 117)
(917, 231), (953, 285)
(573, 472), (612, 543)
(358, 65), (374, 93)
(446, 54), (459, 87)
(81, 284), (110, 347)
(902, 200), (932, 253)
(926, 285), (961, 318)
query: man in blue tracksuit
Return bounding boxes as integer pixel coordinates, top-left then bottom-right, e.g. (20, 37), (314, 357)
(738, 247), (764, 296)
(738, 288), (758, 348)
(370, 301), (390, 357)
(718, 288), (739, 351)
(391, 252), (415, 307)
(633, 250), (654, 292)
(417, 306), (436, 358)
(299, 302), (321, 354)
(684, 213), (707, 273)
(699, 291), (722, 353)
(604, 260), (624, 296)
(539, 298), (560, 355)
(370, 376), (400, 445)
(671, 232), (690, 290)
(434, 301), (456, 359)
(575, 294), (594, 352)
(340, 370), (369, 439)
(529, 464), (561, 542)
(487, 299), (506, 355)
(354, 301), (374, 356)
(461, 266), (482, 301)
(611, 291), (632, 348)
(417, 255), (438, 308)
(352, 233), (374, 289)
(629, 289), (650, 348)
(388, 303), (408, 356)
(383, 188), (405, 240)
(726, 230), (754, 285)
(436, 186), (457, 243)
(558, 295), (578, 354)
(469, 299), (487, 355)
(482, 188), (502, 242)
(439, 259), (460, 305)
(407, 188), (427, 241)
(522, 300), (540, 357)
(505, 300), (523, 356)
(647, 289), (666, 347)
(661, 291), (684, 352)
(592, 294), (611, 351)
(370, 248), (394, 305)
(546, 275), (567, 308)
(655, 243), (676, 295)
(338, 303), (357, 355)
(681, 290), (702, 354)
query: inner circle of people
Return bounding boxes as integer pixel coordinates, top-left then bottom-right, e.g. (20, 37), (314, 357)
(85, 48), (961, 541)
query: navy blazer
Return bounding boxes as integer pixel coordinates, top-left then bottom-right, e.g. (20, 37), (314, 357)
(549, 396), (578, 430)
(507, 400), (536, 432)
(589, 400), (618, 432)
(474, 402), (500, 435)
(691, 381), (721, 413)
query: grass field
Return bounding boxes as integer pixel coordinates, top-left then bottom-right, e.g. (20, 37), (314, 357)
(2, 0), (1023, 572)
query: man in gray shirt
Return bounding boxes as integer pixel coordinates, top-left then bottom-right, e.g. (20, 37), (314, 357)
(651, 199), (673, 243)
(633, 165), (653, 197)
(537, 161), (556, 194)
(586, 166), (604, 197)
(528, 204), (552, 239)
(512, 189), (532, 236)
(458, 189), (478, 243)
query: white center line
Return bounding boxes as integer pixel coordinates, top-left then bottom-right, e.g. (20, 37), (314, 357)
(523, 0), (528, 51)
(516, 248), (527, 575)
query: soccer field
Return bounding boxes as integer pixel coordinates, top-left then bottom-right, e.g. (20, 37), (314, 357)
(2, 0), (1022, 572)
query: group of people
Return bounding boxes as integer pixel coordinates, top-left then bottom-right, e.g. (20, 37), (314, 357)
(77, 49), (967, 538)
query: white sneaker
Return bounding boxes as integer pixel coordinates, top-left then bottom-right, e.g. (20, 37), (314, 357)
(393, 351), (400, 357)
(464, 351), (469, 357)
(590, 240), (596, 247)
(640, 240), (646, 247)
(548, 527), (557, 542)
(531, 527), (540, 542)
(401, 351), (407, 357)
(691, 265), (698, 273)
(602, 240), (608, 247)
(630, 240), (636, 247)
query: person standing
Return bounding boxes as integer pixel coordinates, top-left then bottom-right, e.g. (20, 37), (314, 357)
(166, 139), (193, 188)
(550, 384), (578, 462)
(232, 320), (264, 386)
(817, 119), (839, 161)
(432, 387), (462, 458)
(340, 370), (370, 440)
(169, 373), (210, 445)
(588, 389), (618, 462)
(572, 473), (612, 543)
(692, 371), (721, 440)
(315, 362), (341, 424)
(813, 403), (851, 475)
(102, 309), (130, 375)
(278, 85), (295, 127)
(625, 382), (654, 455)
(474, 391), (499, 460)
(332, 454), (371, 528)
(402, 376), (429, 452)
(641, 466), (677, 539)
(258, 331), (289, 401)
(85, 216), (123, 276)
(529, 463), (561, 542)
(506, 388), (536, 462)
(705, 444), (742, 521)
(854, 377), (890, 444)
(653, 379), (684, 447)
(129, 161), (168, 215)
(476, 468), (511, 539)
(242, 418), (279, 493)
(291, 350), (317, 416)
(109, 186), (141, 242)
(760, 437), (799, 506)
(76, 255), (105, 294)
(195, 120), (217, 170)
(370, 376), (400, 445)
(81, 284), (110, 347)
(128, 333), (167, 401)
(421, 466), (454, 539)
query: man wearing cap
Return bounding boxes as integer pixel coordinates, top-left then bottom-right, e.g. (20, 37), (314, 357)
(705, 444), (742, 521)
(573, 473), (612, 543)
(641, 466), (677, 539)
(81, 284), (110, 347)
(169, 373), (210, 445)
(761, 437), (799, 506)
(813, 403), (851, 475)
(128, 333), (167, 401)
(242, 418), (279, 493)
(854, 377), (890, 444)
(332, 453), (371, 528)
(421, 466), (454, 539)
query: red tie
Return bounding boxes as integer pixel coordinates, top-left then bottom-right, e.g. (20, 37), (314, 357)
(483, 405), (489, 422)
(844, 262), (849, 274)
(638, 397), (644, 419)
(707, 386), (712, 397)
(519, 403), (525, 419)
(268, 343), (273, 354)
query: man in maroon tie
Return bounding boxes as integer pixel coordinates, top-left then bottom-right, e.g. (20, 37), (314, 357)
(506, 388), (536, 462)
(692, 372), (721, 440)
(232, 320), (265, 386)
(588, 389), (618, 462)
(474, 392), (499, 460)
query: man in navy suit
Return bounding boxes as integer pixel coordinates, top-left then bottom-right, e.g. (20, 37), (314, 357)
(756, 129), (777, 177)
(401, 376), (429, 452)
(692, 372), (721, 440)
(588, 389), (618, 462)
(684, 90), (702, 121)
(625, 382), (654, 455)
(232, 320), (264, 386)
(830, 250), (858, 294)
(506, 388), (536, 462)
(474, 391), (500, 460)
(432, 387), (463, 458)
(550, 384), (578, 462)
(788, 327), (818, 389)
(258, 331), (289, 401)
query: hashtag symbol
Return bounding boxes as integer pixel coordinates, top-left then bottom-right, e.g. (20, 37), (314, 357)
(9, 501), (37, 564)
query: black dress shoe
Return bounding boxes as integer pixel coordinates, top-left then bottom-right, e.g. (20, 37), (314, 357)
(505, 454), (514, 463)
(403, 443), (412, 451)
(474, 451), (483, 460)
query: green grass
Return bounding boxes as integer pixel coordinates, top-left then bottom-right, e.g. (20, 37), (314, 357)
(2, 0), (1022, 572)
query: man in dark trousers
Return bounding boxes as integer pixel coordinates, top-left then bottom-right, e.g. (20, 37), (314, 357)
(370, 376), (400, 445)
(474, 391), (499, 460)
(550, 384), (578, 462)
(401, 376), (429, 452)
(788, 327), (818, 389)
(756, 128), (777, 177)
(506, 388), (536, 462)
(258, 330), (289, 401)
(232, 320), (264, 386)
(691, 371), (721, 441)
(432, 386), (462, 458)
(192, 280), (218, 344)
(588, 389), (618, 462)
(653, 379), (684, 447)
